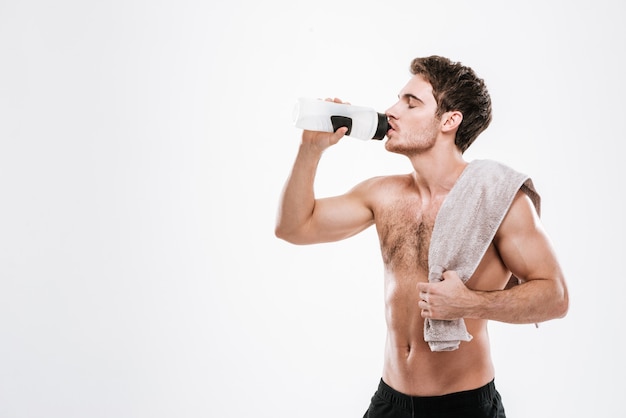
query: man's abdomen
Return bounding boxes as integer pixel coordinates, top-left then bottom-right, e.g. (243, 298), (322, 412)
(382, 319), (495, 396)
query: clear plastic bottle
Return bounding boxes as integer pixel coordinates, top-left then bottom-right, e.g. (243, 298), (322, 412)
(292, 98), (388, 140)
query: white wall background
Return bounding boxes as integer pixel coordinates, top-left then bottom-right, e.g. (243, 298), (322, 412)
(1, 0), (624, 417)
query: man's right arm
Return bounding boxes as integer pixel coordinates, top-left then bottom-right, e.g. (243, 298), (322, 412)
(275, 128), (375, 245)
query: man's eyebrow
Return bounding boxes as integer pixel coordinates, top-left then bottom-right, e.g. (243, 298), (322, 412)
(399, 93), (424, 104)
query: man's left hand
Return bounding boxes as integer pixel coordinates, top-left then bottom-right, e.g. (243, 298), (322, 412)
(417, 270), (477, 320)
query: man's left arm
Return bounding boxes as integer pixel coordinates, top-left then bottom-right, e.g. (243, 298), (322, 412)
(418, 191), (569, 324)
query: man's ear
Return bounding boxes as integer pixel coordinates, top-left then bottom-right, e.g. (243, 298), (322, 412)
(441, 111), (463, 133)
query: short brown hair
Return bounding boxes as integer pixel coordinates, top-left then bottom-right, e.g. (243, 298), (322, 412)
(410, 56), (492, 153)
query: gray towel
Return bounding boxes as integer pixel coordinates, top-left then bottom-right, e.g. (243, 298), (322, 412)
(425, 159), (541, 351)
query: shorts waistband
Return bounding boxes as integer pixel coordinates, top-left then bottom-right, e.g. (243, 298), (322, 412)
(376, 379), (497, 413)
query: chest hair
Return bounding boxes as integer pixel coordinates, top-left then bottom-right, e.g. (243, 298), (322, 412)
(378, 201), (437, 273)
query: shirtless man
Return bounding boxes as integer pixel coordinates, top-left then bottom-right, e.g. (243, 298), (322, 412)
(275, 56), (568, 418)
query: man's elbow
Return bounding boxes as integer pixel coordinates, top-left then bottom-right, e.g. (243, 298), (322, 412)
(274, 224), (293, 242)
(557, 294), (569, 319)
(552, 279), (569, 319)
(274, 224), (309, 245)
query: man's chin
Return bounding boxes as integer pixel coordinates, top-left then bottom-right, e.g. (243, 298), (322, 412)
(384, 139), (408, 155)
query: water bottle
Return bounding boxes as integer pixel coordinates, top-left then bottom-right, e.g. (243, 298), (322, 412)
(292, 98), (388, 140)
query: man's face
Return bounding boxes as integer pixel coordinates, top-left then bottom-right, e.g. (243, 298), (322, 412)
(384, 75), (441, 155)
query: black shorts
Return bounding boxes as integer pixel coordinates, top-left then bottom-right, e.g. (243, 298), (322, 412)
(363, 379), (506, 418)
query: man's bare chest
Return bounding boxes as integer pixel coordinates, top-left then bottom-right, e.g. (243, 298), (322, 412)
(375, 197), (444, 272)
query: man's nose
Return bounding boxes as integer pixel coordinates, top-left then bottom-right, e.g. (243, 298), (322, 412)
(385, 102), (398, 119)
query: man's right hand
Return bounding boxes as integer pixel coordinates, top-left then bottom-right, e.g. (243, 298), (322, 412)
(300, 98), (350, 152)
(301, 126), (349, 153)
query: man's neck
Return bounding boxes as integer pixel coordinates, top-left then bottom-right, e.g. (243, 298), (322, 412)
(408, 151), (468, 199)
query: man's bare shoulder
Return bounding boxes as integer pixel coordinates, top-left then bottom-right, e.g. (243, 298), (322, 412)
(349, 173), (419, 215)
(354, 173), (415, 193)
(496, 190), (541, 238)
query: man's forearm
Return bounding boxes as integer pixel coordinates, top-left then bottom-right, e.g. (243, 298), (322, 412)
(468, 279), (568, 324)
